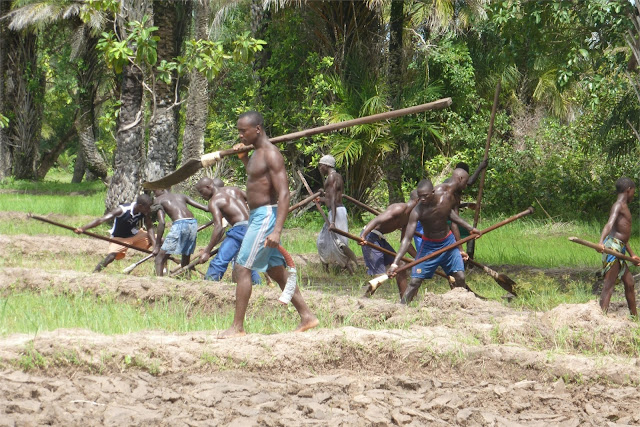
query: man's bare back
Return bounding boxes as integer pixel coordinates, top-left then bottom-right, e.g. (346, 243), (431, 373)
(209, 187), (250, 226)
(153, 190), (207, 221)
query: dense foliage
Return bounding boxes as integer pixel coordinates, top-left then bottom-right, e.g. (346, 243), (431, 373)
(1, 0), (639, 219)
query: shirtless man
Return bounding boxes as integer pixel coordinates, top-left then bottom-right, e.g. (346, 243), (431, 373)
(219, 111), (318, 338)
(359, 191), (419, 298)
(75, 194), (155, 272)
(316, 155), (358, 273)
(195, 177), (261, 285)
(152, 188), (208, 276)
(444, 160), (488, 250)
(388, 176), (480, 304)
(597, 177), (640, 316)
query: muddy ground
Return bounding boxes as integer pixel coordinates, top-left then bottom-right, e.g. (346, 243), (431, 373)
(2, 233), (640, 425)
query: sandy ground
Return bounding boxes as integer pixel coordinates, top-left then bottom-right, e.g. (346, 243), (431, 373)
(2, 233), (640, 425)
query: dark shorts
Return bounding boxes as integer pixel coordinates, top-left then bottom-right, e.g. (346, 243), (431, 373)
(412, 231), (464, 279)
(362, 231), (396, 276)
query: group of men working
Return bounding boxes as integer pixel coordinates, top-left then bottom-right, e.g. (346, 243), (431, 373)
(75, 111), (640, 338)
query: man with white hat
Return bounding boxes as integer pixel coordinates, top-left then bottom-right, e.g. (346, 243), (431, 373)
(317, 154), (358, 273)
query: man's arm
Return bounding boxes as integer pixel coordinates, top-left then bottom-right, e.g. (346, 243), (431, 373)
(599, 203), (621, 246)
(388, 209), (420, 276)
(74, 208), (122, 234)
(468, 159), (488, 186)
(400, 225), (418, 258)
(233, 143), (250, 167)
(360, 214), (386, 240)
(144, 215), (156, 247)
(184, 195), (209, 212)
(325, 174), (340, 226)
(199, 201), (225, 263)
(265, 149), (289, 247)
(153, 209), (166, 255)
(449, 209), (480, 237)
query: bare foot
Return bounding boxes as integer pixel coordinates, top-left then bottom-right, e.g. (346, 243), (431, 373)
(217, 327), (246, 339)
(294, 316), (319, 333)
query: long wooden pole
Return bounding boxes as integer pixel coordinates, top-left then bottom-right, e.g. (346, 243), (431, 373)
(289, 191), (322, 213)
(468, 82), (501, 259)
(368, 207), (534, 289)
(29, 214), (184, 266)
(329, 226), (454, 284)
(297, 170), (330, 225)
(30, 214), (155, 255)
(211, 98), (453, 159)
(569, 237), (640, 264)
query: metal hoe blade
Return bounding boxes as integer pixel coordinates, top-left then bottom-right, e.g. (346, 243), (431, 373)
(142, 159), (203, 190)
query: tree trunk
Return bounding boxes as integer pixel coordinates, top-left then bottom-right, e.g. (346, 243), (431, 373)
(75, 32), (109, 181)
(105, 0), (147, 211)
(0, 0), (11, 180)
(37, 125), (76, 180)
(8, 31), (43, 180)
(145, 0), (181, 181)
(72, 149), (86, 183)
(384, 0), (406, 204)
(105, 62), (145, 211)
(181, 0), (209, 165)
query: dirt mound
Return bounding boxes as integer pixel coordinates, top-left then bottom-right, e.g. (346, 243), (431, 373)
(2, 326), (640, 425)
(0, 234), (106, 257)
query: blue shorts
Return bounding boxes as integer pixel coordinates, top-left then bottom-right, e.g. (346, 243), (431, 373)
(236, 205), (286, 273)
(161, 218), (198, 255)
(362, 231), (396, 276)
(412, 231), (464, 279)
(414, 221), (424, 253)
(205, 221), (261, 284)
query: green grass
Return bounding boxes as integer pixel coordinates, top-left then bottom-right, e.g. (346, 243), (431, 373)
(0, 290), (302, 336)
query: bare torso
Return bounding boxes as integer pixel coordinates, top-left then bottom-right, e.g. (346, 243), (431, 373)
(209, 187), (250, 225)
(417, 185), (458, 240)
(368, 203), (413, 235)
(155, 192), (194, 221)
(245, 144), (281, 209)
(609, 201), (632, 242)
(324, 171), (345, 208)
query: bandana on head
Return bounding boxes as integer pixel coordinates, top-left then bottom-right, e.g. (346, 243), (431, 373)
(318, 154), (336, 168)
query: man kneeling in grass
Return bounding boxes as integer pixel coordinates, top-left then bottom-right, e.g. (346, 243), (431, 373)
(598, 177), (640, 316)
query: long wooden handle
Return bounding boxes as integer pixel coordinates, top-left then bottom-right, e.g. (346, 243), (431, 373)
(297, 170), (330, 225)
(289, 191), (322, 213)
(376, 207), (534, 283)
(330, 226), (454, 282)
(122, 253), (154, 274)
(343, 194), (381, 216)
(568, 237), (638, 263)
(30, 214), (154, 255)
(169, 247), (220, 276)
(213, 98), (453, 159)
(472, 82), (501, 228)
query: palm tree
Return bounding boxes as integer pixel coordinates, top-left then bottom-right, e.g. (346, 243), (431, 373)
(105, 0), (147, 210)
(145, 0), (190, 181)
(180, 0), (211, 169)
(0, 0), (12, 180)
(5, 27), (43, 179)
(5, 0), (110, 182)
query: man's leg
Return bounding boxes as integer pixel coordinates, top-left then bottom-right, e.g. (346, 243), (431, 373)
(600, 261), (619, 313)
(181, 255), (190, 267)
(621, 268), (637, 317)
(94, 253), (117, 272)
(395, 269), (408, 299)
(206, 237), (238, 281)
(401, 277), (424, 305)
(219, 264), (253, 338)
(267, 265), (318, 332)
(451, 271), (469, 290)
(155, 249), (169, 276)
